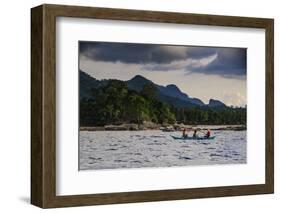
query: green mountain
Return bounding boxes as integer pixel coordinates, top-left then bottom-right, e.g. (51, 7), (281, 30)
(79, 70), (246, 126)
(79, 71), (98, 98)
(79, 70), (223, 108)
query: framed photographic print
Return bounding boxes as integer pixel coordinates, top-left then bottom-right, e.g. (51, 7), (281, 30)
(31, 4), (274, 208)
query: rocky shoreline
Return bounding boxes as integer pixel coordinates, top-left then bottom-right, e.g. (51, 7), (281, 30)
(80, 122), (246, 132)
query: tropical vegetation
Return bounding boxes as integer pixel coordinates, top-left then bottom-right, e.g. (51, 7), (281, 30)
(80, 78), (246, 127)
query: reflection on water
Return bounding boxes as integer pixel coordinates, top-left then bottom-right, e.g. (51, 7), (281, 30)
(79, 130), (246, 170)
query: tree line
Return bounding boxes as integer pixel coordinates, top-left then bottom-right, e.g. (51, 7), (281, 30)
(80, 80), (246, 126)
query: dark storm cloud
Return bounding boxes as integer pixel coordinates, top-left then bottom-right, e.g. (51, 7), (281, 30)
(80, 42), (192, 64)
(80, 41), (246, 77)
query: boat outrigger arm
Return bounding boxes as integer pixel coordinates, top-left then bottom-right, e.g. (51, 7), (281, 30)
(171, 135), (216, 140)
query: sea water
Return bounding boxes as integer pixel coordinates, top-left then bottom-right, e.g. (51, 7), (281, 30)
(79, 130), (246, 170)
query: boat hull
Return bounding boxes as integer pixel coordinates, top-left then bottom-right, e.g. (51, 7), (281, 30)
(171, 135), (216, 140)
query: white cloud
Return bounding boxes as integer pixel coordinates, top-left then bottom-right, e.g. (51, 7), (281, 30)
(142, 54), (217, 71)
(222, 92), (247, 107)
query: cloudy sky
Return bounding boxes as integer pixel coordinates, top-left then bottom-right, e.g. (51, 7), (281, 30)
(79, 41), (247, 107)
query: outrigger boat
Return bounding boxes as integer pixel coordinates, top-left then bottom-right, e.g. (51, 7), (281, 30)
(171, 135), (216, 140)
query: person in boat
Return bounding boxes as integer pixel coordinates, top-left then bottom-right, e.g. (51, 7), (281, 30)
(204, 129), (211, 138)
(182, 128), (188, 138)
(192, 130), (198, 138)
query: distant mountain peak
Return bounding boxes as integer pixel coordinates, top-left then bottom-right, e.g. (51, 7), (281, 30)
(209, 98), (220, 104)
(208, 99), (226, 108)
(130, 75), (150, 82)
(166, 84), (180, 91)
(127, 75), (153, 92)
